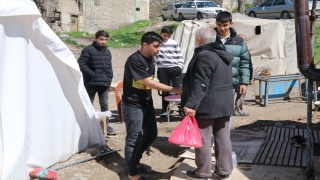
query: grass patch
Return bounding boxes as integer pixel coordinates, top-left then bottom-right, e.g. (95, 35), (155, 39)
(67, 31), (89, 38)
(107, 20), (157, 48)
(61, 20), (180, 49)
(64, 38), (78, 46)
(63, 38), (87, 48)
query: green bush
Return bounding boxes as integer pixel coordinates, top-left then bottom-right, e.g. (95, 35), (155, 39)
(245, 3), (253, 10)
(232, 8), (238, 13)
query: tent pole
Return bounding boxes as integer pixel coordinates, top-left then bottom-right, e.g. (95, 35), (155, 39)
(306, 79), (313, 170)
(306, 0), (317, 171)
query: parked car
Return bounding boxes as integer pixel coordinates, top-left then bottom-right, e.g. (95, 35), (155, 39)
(177, 1), (226, 20)
(161, 2), (185, 21)
(246, 0), (320, 19)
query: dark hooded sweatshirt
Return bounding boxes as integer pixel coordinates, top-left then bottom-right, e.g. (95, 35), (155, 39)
(181, 42), (235, 119)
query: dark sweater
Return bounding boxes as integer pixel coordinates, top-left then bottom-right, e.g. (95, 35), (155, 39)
(78, 42), (113, 87)
(181, 42), (235, 119)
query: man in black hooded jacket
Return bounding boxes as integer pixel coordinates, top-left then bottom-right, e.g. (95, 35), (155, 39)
(182, 27), (234, 180)
(78, 30), (116, 135)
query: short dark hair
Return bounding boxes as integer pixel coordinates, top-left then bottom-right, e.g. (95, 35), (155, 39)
(216, 11), (232, 23)
(141, 32), (164, 46)
(160, 26), (173, 35)
(95, 30), (109, 38)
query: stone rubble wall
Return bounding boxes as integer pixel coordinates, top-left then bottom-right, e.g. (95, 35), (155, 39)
(83, 0), (137, 34)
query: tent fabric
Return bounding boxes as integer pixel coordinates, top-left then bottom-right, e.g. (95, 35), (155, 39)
(173, 13), (298, 76)
(0, 1), (105, 179)
(281, 19), (299, 74)
(171, 20), (208, 73)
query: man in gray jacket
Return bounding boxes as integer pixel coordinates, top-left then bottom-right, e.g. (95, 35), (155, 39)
(181, 27), (234, 180)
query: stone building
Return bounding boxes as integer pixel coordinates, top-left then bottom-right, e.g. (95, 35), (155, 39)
(33, 0), (250, 33)
(33, 0), (149, 33)
(33, 0), (83, 32)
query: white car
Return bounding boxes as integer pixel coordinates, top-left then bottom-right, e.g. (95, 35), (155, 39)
(177, 1), (225, 20)
(161, 2), (185, 21)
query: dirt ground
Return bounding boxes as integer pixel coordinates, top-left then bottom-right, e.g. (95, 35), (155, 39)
(50, 20), (320, 180)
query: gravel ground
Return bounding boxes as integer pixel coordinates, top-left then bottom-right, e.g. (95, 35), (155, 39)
(50, 20), (320, 180)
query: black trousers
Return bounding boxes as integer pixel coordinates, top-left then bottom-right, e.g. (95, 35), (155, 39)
(157, 67), (182, 113)
(85, 86), (109, 111)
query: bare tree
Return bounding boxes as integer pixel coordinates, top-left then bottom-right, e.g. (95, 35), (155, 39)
(253, 0), (265, 7)
(237, 0), (247, 13)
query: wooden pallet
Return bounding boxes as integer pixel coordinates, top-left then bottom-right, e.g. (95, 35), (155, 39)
(253, 127), (319, 167)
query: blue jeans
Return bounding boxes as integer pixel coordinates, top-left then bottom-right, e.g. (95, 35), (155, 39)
(121, 103), (158, 176)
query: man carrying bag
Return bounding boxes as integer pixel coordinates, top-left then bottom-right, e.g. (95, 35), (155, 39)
(181, 27), (234, 180)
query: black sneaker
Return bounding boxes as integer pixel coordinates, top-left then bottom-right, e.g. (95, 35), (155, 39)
(185, 170), (208, 180)
(107, 126), (117, 135)
(290, 135), (305, 144)
(213, 171), (230, 180)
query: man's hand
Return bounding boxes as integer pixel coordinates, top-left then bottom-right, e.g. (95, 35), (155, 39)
(249, 80), (253, 85)
(239, 85), (247, 94)
(183, 107), (196, 117)
(173, 87), (182, 95)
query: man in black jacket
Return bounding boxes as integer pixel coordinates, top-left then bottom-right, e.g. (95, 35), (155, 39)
(182, 27), (234, 180)
(78, 30), (116, 135)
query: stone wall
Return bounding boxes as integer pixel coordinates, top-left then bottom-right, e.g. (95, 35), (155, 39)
(140, 0), (150, 20)
(56, 0), (81, 15)
(83, 0), (136, 34)
(221, 0), (234, 12)
(56, 0), (82, 32)
(33, 0), (82, 32)
(149, 0), (185, 20)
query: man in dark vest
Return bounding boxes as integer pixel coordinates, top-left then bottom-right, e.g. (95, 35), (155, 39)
(78, 30), (116, 135)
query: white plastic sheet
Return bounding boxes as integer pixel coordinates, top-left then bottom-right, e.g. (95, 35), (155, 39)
(173, 13), (298, 76)
(0, 1), (105, 179)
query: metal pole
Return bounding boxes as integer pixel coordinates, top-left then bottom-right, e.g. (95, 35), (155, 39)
(306, 0), (317, 171)
(306, 79), (313, 170)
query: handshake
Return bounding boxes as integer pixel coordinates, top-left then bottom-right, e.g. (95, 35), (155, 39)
(172, 87), (183, 95)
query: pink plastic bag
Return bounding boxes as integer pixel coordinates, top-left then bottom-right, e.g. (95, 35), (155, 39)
(168, 116), (202, 148)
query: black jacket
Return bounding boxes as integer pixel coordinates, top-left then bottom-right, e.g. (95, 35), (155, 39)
(181, 42), (235, 119)
(78, 42), (113, 87)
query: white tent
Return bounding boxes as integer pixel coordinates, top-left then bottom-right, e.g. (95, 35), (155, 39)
(0, 1), (106, 179)
(172, 13), (298, 76)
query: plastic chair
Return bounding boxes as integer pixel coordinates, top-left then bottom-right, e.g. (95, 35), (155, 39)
(164, 95), (181, 123)
(115, 81), (123, 123)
